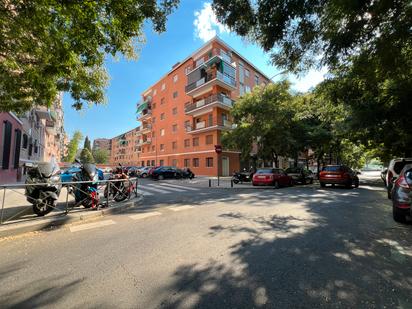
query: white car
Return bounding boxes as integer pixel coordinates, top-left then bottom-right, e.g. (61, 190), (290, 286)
(386, 158), (412, 199)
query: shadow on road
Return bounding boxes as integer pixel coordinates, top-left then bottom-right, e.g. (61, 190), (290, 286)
(154, 184), (412, 308)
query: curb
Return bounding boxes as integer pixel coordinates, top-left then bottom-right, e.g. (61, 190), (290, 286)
(0, 195), (143, 238)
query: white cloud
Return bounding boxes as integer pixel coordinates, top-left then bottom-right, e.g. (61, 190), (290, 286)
(289, 67), (328, 92)
(194, 2), (229, 42)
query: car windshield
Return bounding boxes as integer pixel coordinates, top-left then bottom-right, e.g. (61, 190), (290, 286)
(256, 169), (273, 174)
(394, 160), (412, 174)
(322, 166), (342, 172)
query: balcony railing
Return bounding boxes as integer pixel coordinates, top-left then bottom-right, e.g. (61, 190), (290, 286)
(185, 71), (236, 93)
(186, 49), (233, 74)
(140, 124), (152, 132)
(185, 94), (234, 113)
(185, 118), (234, 133)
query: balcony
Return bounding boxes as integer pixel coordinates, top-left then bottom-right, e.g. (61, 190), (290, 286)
(137, 109), (152, 121)
(140, 123), (152, 133)
(34, 107), (53, 120)
(185, 93), (234, 116)
(186, 50), (233, 75)
(45, 119), (56, 134)
(186, 71), (236, 97)
(185, 119), (234, 134)
(142, 138), (152, 145)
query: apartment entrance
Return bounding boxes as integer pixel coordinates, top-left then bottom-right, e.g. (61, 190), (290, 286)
(221, 156), (229, 176)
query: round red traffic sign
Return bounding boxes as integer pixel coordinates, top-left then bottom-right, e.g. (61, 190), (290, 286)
(214, 145), (222, 154)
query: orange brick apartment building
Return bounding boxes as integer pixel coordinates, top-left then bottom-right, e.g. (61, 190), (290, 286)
(132, 37), (270, 176)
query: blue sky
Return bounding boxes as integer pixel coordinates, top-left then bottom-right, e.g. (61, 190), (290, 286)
(63, 1), (326, 143)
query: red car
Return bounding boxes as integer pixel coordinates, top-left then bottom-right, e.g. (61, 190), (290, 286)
(319, 165), (359, 188)
(252, 168), (293, 188)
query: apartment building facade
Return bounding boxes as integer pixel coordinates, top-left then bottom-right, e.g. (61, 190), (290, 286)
(93, 138), (111, 153)
(136, 37), (270, 176)
(110, 126), (142, 166)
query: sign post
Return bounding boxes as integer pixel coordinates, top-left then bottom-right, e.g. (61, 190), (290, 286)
(215, 145), (222, 186)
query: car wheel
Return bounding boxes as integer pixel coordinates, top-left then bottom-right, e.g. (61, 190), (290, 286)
(273, 181), (279, 189)
(354, 178), (359, 188)
(158, 175), (164, 180)
(302, 178), (306, 185)
(393, 206), (406, 223)
(141, 173), (147, 178)
(320, 182), (326, 188)
(345, 180), (352, 189)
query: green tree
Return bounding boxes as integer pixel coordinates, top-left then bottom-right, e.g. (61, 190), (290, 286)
(80, 148), (94, 164)
(0, 0), (179, 112)
(225, 82), (301, 167)
(64, 131), (83, 163)
(93, 149), (109, 164)
(84, 136), (91, 152)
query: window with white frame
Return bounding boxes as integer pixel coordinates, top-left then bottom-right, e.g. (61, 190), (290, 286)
(173, 74), (178, 83)
(161, 83), (166, 91)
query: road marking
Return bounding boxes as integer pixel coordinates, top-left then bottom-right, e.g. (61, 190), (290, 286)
(168, 205), (195, 212)
(161, 183), (200, 191)
(70, 220), (115, 232)
(136, 189), (154, 196)
(155, 185), (186, 192)
(142, 186), (171, 194)
(128, 211), (162, 220)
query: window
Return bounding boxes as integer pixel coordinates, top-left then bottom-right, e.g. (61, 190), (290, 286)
(184, 159), (190, 167)
(153, 89), (157, 96)
(22, 134), (28, 149)
(1, 121), (12, 169)
(160, 113), (165, 120)
(173, 91), (178, 98)
(160, 159), (164, 166)
(161, 83), (166, 91)
(172, 141), (177, 149)
(172, 124), (177, 133)
(193, 158), (199, 167)
(34, 140), (38, 154)
(152, 131), (156, 138)
(196, 57), (204, 67)
(172, 107), (178, 115)
(245, 68), (250, 78)
(206, 157), (214, 167)
(141, 161), (145, 166)
(206, 135), (213, 145)
(160, 129), (165, 136)
(151, 145), (155, 152)
(184, 139), (190, 147)
(151, 160), (155, 166)
(193, 137), (199, 146)
(160, 144), (165, 151)
(14, 129), (21, 169)
(185, 66), (191, 74)
(184, 120), (190, 128)
(239, 83), (245, 96)
(146, 160), (150, 167)
(255, 75), (260, 85)
(172, 159), (178, 167)
(173, 74), (178, 83)
(245, 85), (251, 93)
(152, 103), (156, 109)
(161, 97), (165, 105)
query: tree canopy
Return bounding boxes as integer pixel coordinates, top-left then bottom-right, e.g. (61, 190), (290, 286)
(93, 149), (109, 164)
(84, 136), (91, 152)
(80, 148), (94, 164)
(65, 131), (83, 163)
(0, 0), (179, 112)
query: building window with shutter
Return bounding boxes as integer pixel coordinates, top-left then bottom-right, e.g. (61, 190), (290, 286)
(172, 107), (178, 115)
(160, 113), (165, 120)
(22, 134), (28, 149)
(2, 121), (12, 170)
(184, 159), (190, 167)
(160, 144), (165, 151)
(172, 124), (177, 133)
(172, 141), (177, 149)
(14, 129), (21, 169)
(184, 139), (190, 148)
(206, 157), (214, 167)
(206, 135), (213, 145)
(160, 159), (164, 166)
(173, 74), (178, 83)
(193, 158), (199, 167)
(192, 137), (199, 146)
(173, 91), (178, 98)
(172, 159), (177, 166)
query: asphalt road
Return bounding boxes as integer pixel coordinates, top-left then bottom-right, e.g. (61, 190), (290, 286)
(1, 175), (412, 308)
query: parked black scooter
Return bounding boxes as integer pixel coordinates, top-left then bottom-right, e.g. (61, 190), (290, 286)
(25, 161), (62, 216)
(70, 159), (100, 209)
(232, 169), (254, 184)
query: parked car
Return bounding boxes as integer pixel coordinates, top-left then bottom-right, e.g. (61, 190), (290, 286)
(178, 168), (195, 179)
(148, 166), (161, 177)
(319, 165), (359, 188)
(138, 167), (151, 178)
(285, 167), (314, 184)
(391, 164), (412, 222)
(252, 168), (293, 188)
(151, 166), (181, 180)
(127, 166), (140, 177)
(386, 158), (412, 199)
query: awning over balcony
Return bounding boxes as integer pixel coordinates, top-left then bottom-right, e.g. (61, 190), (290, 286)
(136, 102), (148, 113)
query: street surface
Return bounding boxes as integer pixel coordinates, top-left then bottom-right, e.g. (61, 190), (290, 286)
(1, 174), (412, 308)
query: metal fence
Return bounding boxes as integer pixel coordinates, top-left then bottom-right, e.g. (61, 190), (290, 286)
(0, 177), (140, 225)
